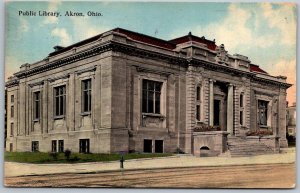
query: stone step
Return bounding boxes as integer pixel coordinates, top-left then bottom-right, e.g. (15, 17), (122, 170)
(227, 137), (276, 157)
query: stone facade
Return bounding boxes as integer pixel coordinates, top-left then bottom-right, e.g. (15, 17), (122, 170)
(5, 28), (291, 154)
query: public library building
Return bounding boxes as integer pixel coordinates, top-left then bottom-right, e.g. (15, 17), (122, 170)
(6, 28), (291, 156)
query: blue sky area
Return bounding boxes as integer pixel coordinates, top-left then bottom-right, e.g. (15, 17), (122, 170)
(5, 1), (297, 104)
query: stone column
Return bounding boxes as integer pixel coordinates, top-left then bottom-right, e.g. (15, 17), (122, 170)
(209, 79), (214, 126)
(227, 84), (234, 135)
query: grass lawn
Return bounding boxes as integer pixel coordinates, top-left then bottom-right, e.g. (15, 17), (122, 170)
(5, 151), (174, 164)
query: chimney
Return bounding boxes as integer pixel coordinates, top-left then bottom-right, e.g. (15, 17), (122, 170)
(53, 45), (64, 52)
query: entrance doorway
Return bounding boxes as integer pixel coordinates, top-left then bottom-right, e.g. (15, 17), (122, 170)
(143, 139), (152, 153)
(155, 140), (163, 153)
(214, 100), (221, 126)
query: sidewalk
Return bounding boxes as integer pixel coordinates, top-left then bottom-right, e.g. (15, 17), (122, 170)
(4, 150), (296, 177)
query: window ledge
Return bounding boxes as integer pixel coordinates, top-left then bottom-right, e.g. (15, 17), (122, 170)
(81, 112), (91, 116)
(33, 119), (40, 122)
(142, 113), (165, 119)
(259, 125), (269, 128)
(53, 115), (65, 120)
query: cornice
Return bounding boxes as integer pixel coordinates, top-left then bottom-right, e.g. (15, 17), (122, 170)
(14, 42), (112, 78)
(5, 79), (19, 88)
(252, 76), (292, 89)
(190, 58), (255, 78)
(10, 40), (292, 89)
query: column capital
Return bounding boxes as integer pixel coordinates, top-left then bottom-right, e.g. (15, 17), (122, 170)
(227, 83), (234, 87)
(209, 79), (216, 83)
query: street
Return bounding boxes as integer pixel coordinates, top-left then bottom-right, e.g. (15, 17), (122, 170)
(5, 163), (295, 188)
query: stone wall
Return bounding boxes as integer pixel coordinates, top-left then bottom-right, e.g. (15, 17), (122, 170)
(192, 131), (228, 157)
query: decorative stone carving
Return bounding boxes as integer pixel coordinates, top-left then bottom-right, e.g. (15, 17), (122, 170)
(215, 44), (229, 64)
(142, 115), (164, 128)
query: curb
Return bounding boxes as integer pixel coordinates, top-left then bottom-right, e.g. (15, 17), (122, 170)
(8, 162), (295, 178)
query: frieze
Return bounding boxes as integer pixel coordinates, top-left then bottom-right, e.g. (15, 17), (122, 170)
(48, 74), (70, 82)
(75, 65), (97, 75)
(135, 66), (173, 76)
(28, 81), (44, 87)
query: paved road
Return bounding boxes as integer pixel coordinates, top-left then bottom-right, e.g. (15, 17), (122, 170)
(5, 163), (295, 188)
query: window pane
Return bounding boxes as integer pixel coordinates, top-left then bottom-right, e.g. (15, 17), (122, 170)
(59, 140), (64, 152)
(155, 92), (160, 114)
(240, 94), (244, 107)
(148, 91), (154, 113)
(52, 140), (57, 152)
(88, 90), (91, 112)
(84, 91), (88, 112)
(240, 111), (243, 125)
(142, 79), (147, 90)
(148, 81), (154, 91)
(155, 82), (162, 92)
(258, 100), (268, 126)
(55, 97), (59, 116)
(196, 86), (201, 101)
(142, 90), (147, 113)
(11, 106), (14, 117)
(35, 101), (39, 118)
(82, 80), (92, 112)
(10, 123), (14, 136)
(196, 105), (200, 121)
(55, 88), (59, 96)
(63, 95), (66, 115)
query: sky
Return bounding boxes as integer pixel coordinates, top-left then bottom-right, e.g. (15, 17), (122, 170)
(5, 1), (297, 105)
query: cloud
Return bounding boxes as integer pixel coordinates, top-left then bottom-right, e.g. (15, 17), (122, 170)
(51, 28), (72, 46)
(261, 3), (296, 46)
(43, 1), (61, 24)
(170, 3), (296, 53)
(69, 16), (110, 41)
(169, 3), (296, 104)
(269, 59), (296, 105)
(5, 55), (23, 80)
(18, 17), (29, 33)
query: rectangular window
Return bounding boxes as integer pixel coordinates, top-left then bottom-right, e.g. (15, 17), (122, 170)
(196, 85), (201, 121)
(58, 140), (64, 153)
(54, 86), (66, 117)
(33, 91), (41, 120)
(10, 123), (14, 136)
(240, 94), (244, 107)
(9, 143), (13, 152)
(196, 86), (201, 101)
(142, 80), (162, 114)
(32, 141), (39, 152)
(258, 100), (268, 126)
(240, 94), (244, 125)
(196, 105), (200, 121)
(143, 139), (152, 153)
(11, 95), (14, 103)
(52, 140), (57, 152)
(79, 139), (90, 153)
(11, 106), (14, 118)
(82, 79), (92, 113)
(240, 111), (243, 125)
(155, 140), (163, 153)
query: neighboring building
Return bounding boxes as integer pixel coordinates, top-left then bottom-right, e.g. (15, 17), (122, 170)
(5, 28), (291, 156)
(287, 103), (296, 137)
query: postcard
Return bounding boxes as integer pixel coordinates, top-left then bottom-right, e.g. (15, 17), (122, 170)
(4, 1), (296, 188)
